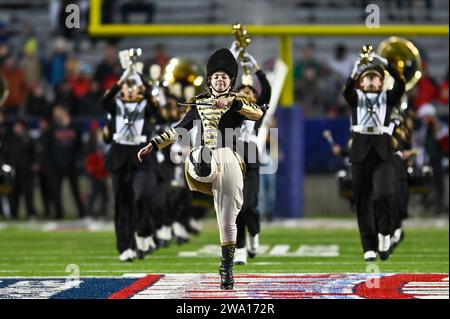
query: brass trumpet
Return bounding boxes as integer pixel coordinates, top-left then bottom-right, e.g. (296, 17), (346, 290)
(232, 23), (252, 85)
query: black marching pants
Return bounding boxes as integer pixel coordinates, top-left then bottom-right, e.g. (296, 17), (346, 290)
(392, 154), (409, 232)
(236, 166), (261, 249)
(352, 149), (395, 252)
(112, 163), (157, 253)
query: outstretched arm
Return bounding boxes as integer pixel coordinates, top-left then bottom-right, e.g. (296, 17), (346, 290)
(385, 61), (406, 107)
(231, 97), (263, 121)
(343, 77), (358, 108)
(255, 69), (272, 106)
(102, 84), (120, 114)
(343, 59), (364, 108)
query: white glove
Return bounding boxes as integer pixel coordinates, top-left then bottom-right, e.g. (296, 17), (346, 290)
(372, 53), (388, 67)
(229, 41), (242, 59)
(350, 60), (366, 79)
(119, 50), (131, 70)
(241, 52), (259, 71)
(118, 67), (132, 84)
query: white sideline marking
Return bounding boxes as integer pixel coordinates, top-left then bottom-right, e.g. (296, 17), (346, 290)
(268, 245), (290, 255)
(404, 282), (449, 287)
(415, 296), (449, 299)
(179, 244), (340, 257)
(296, 245), (340, 257)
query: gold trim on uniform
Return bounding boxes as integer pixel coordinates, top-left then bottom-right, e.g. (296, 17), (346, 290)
(152, 127), (178, 150)
(233, 92), (263, 121)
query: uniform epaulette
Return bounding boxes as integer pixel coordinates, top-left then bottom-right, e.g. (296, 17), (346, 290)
(186, 92), (210, 103)
(231, 91), (257, 104)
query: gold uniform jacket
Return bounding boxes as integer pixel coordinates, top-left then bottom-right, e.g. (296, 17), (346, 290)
(149, 91), (263, 195)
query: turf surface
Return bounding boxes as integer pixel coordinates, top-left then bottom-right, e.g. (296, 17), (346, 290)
(0, 221), (448, 277)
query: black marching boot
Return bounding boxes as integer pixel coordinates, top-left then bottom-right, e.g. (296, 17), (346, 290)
(219, 244), (236, 290)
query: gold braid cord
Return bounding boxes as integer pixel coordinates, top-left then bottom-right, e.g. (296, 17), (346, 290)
(151, 128), (178, 150)
(232, 92), (263, 121)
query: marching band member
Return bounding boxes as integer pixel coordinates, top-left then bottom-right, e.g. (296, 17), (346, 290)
(102, 49), (159, 262)
(138, 48), (264, 290)
(343, 47), (405, 262)
(229, 42), (271, 265)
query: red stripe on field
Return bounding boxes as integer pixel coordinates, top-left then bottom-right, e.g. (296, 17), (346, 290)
(236, 275), (330, 279)
(108, 275), (162, 299)
(354, 274), (447, 299)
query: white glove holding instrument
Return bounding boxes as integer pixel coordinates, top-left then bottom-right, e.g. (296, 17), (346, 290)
(118, 67), (132, 85)
(119, 49), (131, 70)
(241, 52), (259, 72)
(229, 41), (242, 59)
(351, 59), (367, 79)
(371, 53), (389, 67)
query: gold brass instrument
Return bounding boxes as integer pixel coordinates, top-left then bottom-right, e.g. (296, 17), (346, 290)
(377, 37), (422, 91)
(0, 75), (8, 107)
(359, 44), (375, 66)
(163, 58), (205, 99)
(232, 23), (252, 86)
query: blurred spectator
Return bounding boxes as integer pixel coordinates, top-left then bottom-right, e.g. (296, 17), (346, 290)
(382, 0), (434, 22)
(438, 67), (449, 106)
(0, 55), (28, 116)
(35, 117), (53, 218)
(20, 37), (42, 88)
(46, 106), (86, 219)
(0, 19), (9, 44)
(45, 37), (68, 88)
(121, 0), (156, 23)
(0, 111), (11, 218)
(84, 121), (109, 219)
(25, 83), (52, 118)
(416, 103), (447, 216)
(146, 43), (170, 70)
(412, 61), (440, 111)
(326, 44), (355, 81)
(69, 62), (94, 114)
(3, 120), (37, 219)
(78, 81), (103, 116)
(0, 43), (10, 67)
(54, 57), (79, 114)
(94, 44), (121, 92)
(321, 44), (356, 117)
(294, 45), (324, 115)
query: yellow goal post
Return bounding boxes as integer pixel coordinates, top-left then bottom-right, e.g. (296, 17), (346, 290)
(88, 0), (449, 106)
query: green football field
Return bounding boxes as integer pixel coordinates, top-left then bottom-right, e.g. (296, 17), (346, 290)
(0, 220), (448, 277)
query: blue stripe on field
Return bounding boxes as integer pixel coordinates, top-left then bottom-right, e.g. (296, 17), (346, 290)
(0, 278), (138, 299)
(52, 278), (138, 299)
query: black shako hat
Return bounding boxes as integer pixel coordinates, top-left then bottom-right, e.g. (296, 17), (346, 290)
(206, 48), (238, 83)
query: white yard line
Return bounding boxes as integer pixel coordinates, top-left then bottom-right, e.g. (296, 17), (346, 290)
(0, 218), (447, 232)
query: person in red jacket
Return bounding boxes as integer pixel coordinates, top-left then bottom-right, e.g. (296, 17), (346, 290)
(85, 121), (110, 219)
